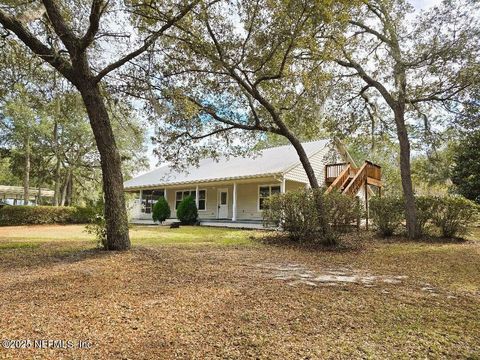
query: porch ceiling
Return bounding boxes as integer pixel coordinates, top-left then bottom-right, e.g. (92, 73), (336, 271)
(124, 174), (289, 191)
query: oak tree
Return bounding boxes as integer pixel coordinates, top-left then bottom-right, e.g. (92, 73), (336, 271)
(0, 0), (198, 249)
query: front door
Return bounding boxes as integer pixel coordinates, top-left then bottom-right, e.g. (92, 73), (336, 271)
(217, 189), (228, 219)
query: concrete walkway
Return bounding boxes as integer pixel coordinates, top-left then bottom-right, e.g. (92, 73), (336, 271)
(130, 218), (272, 230)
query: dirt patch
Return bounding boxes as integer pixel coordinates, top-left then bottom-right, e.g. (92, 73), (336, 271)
(256, 263), (408, 287)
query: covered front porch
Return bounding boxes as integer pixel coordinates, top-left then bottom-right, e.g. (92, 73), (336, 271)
(126, 176), (308, 224)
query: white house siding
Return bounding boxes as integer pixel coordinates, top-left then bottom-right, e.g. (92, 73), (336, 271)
(284, 145), (340, 186)
(130, 179), (313, 221)
(165, 186), (218, 220)
(285, 180), (307, 192)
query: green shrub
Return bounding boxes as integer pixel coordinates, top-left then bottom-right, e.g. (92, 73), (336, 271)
(430, 196), (479, 238)
(0, 205), (95, 226)
(71, 206), (97, 224)
(264, 190), (317, 241)
(84, 200), (107, 248)
(152, 197), (170, 224)
(263, 189), (361, 245)
(370, 196), (404, 237)
(85, 214), (107, 249)
(415, 196), (437, 236)
(324, 190), (362, 230)
(176, 196), (198, 225)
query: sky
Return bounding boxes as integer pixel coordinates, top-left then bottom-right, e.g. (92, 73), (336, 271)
(142, 0), (444, 174)
(411, 0), (442, 9)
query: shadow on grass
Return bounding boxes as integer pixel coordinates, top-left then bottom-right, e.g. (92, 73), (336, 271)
(373, 233), (470, 245)
(258, 231), (369, 253)
(259, 229), (473, 253)
(0, 241), (114, 271)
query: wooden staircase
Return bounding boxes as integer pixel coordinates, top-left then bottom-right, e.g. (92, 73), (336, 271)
(325, 161), (382, 196)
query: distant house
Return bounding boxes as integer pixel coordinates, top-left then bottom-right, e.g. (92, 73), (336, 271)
(124, 139), (382, 227)
(0, 185), (55, 206)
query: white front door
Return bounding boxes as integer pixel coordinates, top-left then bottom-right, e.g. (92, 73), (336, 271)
(217, 188), (228, 219)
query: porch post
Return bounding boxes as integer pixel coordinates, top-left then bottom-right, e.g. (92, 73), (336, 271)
(281, 177), (286, 193)
(195, 185), (199, 208)
(164, 188), (168, 214)
(232, 182), (237, 221)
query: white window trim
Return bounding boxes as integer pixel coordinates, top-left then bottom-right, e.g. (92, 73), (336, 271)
(257, 184), (281, 212)
(175, 189), (207, 211)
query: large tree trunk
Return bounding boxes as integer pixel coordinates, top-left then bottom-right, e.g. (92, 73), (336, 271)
(53, 120), (61, 206)
(37, 178), (43, 205)
(66, 175), (73, 206)
(284, 132), (335, 245)
(283, 133), (320, 189)
(60, 169), (71, 206)
(394, 109), (418, 239)
(23, 136), (30, 205)
(78, 82), (130, 250)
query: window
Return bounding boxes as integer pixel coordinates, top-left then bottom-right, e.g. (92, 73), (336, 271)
(175, 189), (206, 211)
(141, 190), (165, 214)
(198, 190), (206, 210)
(258, 185), (281, 210)
(220, 191), (227, 205)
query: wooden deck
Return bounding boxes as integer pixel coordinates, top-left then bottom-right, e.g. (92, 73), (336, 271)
(325, 161), (382, 195)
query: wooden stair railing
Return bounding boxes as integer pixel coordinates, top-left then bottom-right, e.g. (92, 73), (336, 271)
(326, 164), (351, 194)
(343, 161), (368, 196)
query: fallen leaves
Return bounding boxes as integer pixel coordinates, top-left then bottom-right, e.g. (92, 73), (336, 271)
(0, 225), (478, 359)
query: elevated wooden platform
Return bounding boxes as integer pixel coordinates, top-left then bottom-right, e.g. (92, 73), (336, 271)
(325, 161), (382, 230)
(325, 161), (382, 196)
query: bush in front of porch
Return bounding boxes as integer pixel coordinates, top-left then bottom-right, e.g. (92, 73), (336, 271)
(263, 189), (361, 245)
(176, 196), (198, 225)
(152, 197), (171, 224)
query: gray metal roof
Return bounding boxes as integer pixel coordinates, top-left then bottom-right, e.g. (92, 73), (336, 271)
(124, 139), (329, 189)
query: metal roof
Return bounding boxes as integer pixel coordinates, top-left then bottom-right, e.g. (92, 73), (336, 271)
(124, 139), (329, 189)
(0, 185), (55, 197)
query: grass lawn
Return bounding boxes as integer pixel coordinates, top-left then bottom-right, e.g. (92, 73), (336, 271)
(0, 224), (479, 359)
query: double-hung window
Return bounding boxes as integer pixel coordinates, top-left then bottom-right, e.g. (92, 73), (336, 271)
(258, 185), (281, 210)
(175, 190), (206, 211)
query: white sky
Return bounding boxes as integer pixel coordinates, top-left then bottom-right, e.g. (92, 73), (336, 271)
(411, 0), (442, 9)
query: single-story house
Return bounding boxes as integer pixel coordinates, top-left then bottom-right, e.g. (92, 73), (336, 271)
(0, 185), (55, 206)
(124, 139), (382, 227)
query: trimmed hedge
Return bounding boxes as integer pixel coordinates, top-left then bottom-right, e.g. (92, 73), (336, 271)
(0, 205), (95, 226)
(370, 195), (479, 238)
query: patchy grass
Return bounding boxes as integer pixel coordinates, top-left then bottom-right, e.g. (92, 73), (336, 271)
(0, 224), (479, 359)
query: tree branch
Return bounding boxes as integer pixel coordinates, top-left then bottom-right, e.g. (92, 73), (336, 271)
(177, 126), (236, 140)
(0, 8), (75, 82)
(80, 0), (108, 51)
(335, 53), (397, 110)
(93, 0), (200, 83)
(349, 20), (392, 45)
(42, 0), (79, 54)
(186, 96), (281, 134)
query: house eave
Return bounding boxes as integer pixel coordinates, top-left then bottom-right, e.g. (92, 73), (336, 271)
(124, 172), (284, 192)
